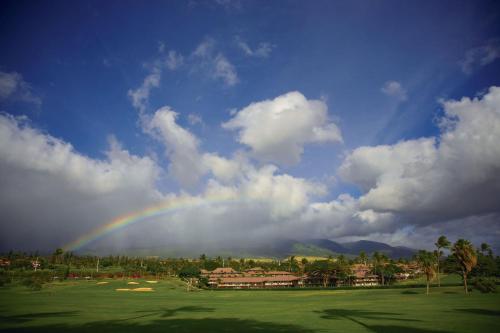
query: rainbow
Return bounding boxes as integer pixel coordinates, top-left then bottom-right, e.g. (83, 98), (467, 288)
(63, 194), (244, 252)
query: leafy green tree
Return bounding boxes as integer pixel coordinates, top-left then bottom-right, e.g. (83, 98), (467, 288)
(288, 256), (299, 272)
(357, 251), (367, 265)
(381, 262), (402, 285)
(53, 248), (64, 264)
(306, 260), (335, 287)
(416, 250), (437, 295)
(203, 260), (219, 271)
(435, 235), (450, 287)
(178, 266), (200, 279)
(452, 239), (478, 294)
(480, 243), (493, 257)
(471, 244), (497, 278)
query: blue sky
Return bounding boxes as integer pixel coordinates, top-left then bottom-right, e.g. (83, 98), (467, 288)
(1, 0), (500, 252)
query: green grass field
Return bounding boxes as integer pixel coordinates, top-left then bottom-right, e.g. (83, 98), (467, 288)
(1, 279), (499, 333)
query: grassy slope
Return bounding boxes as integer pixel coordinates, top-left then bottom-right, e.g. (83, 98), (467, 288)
(0, 279), (499, 333)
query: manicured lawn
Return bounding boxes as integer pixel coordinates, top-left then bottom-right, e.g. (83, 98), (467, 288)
(396, 273), (464, 286)
(1, 279), (499, 332)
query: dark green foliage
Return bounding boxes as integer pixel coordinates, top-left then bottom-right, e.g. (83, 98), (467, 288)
(178, 266), (200, 279)
(198, 276), (209, 288)
(382, 262), (403, 285)
(21, 277), (43, 291)
(202, 260), (219, 271)
(471, 252), (498, 278)
(0, 272), (11, 287)
(472, 277), (497, 293)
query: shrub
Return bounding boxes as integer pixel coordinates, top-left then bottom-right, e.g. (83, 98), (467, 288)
(472, 277), (497, 293)
(21, 277), (43, 291)
(0, 272), (11, 287)
(178, 266), (200, 279)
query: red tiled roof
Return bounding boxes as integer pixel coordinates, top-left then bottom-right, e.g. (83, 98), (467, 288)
(218, 275), (300, 284)
(211, 267), (237, 274)
(265, 271), (293, 275)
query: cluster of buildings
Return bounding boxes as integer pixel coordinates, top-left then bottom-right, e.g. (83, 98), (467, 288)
(0, 258), (10, 267)
(200, 267), (303, 288)
(200, 263), (419, 289)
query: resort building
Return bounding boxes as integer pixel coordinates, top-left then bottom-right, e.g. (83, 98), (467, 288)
(201, 267), (302, 289)
(350, 264), (379, 286)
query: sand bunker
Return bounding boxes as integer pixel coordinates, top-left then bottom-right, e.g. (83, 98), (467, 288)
(96, 282), (109, 285)
(146, 281), (158, 284)
(115, 288), (153, 292)
(127, 282), (140, 285)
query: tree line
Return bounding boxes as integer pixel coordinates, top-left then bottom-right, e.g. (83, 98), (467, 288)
(0, 236), (498, 293)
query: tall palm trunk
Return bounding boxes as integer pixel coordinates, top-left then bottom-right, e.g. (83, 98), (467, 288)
(436, 260), (440, 287)
(463, 270), (468, 294)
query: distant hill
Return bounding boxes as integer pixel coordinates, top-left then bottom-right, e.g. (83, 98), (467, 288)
(83, 238), (416, 259)
(232, 238), (416, 259)
(339, 240), (416, 259)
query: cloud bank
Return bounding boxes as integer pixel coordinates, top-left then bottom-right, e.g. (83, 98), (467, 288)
(1, 83), (500, 253)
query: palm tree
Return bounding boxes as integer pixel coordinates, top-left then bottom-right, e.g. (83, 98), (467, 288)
(480, 243), (493, 257)
(416, 250), (436, 295)
(435, 235), (450, 287)
(452, 239), (477, 294)
(358, 251), (367, 265)
(372, 252), (388, 285)
(288, 256), (297, 272)
(53, 248), (64, 264)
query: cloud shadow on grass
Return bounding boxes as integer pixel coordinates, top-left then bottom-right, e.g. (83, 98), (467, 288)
(316, 309), (450, 333)
(0, 317), (316, 333)
(122, 306), (215, 321)
(0, 311), (79, 324)
(454, 308), (500, 317)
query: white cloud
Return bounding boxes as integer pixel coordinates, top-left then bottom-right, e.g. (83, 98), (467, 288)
(0, 114), (160, 195)
(236, 38), (274, 58)
(3, 84), (500, 252)
(0, 71), (41, 106)
(298, 194), (397, 240)
(187, 113), (203, 125)
(128, 68), (161, 114)
(460, 39), (500, 74)
(223, 91), (342, 165)
(165, 50), (184, 70)
(129, 39), (238, 115)
(193, 38), (215, 58)
(0, 110), (332, 251)
(145, 105), (325, 218)
(240, 165), (326, 218)
(128, 49), (184, 113)
(381, 80), (407, 101)
(214, 0), (242, 10)
(146, 107), (206, 187)
(339, 86), (500, 223)
(213, 54), (239, 86)
(192, 38), (239, 86)
(158, 41), (166, 53)
(202, 153), (243, 183)
(0, 114), (163, 250)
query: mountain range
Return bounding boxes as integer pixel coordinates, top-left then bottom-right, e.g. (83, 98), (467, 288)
(84, 239), (417, 259)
